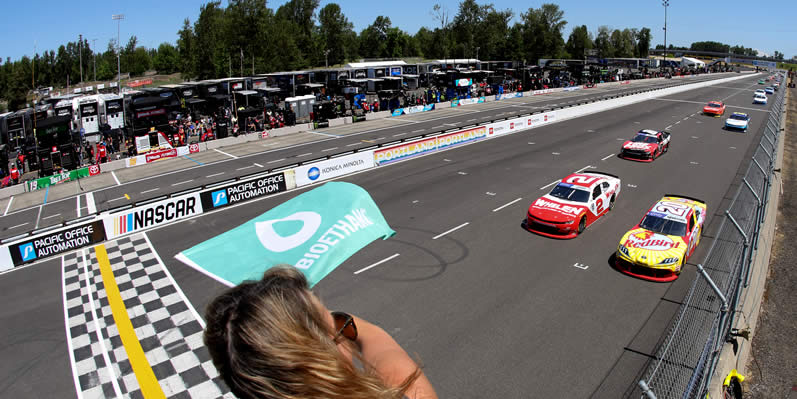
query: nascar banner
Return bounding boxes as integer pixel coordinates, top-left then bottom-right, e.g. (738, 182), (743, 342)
(199, 172), (288, 211)
(176, 182), (395, 287)
(104, 193), (202, 239)
(8, 220), (106, 266)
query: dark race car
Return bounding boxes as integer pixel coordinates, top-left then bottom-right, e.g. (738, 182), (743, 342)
(620, 129), (671, 162)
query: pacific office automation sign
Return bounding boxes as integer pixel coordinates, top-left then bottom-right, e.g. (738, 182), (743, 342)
(295, 151), (374, 187)
(9, 221), (106, 266)
(104, 193), (203, 239)
(374, 126), (487, 165)
(200, 172), (288, 210)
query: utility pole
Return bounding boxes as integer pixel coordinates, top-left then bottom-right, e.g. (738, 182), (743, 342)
(324, 49), (330, 68)
(252, 52), (255, 75)
(240, 48), (243, 77)
(79, 34), (84, 88)
(92, 38), (97, 82)
(112, 14), (124, 95)
(662, 0), (669, 71)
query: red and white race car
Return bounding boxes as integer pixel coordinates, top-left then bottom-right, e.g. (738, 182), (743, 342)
(620, 129), (671, 162)
(525, 171), (621, 239)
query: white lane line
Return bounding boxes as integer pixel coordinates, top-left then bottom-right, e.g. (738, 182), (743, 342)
(729, 146), (737, 149)
(683, 117), (689, 120)
(601, 154), (615, 161)
(691, 136), (699, 139)
(432, 222), (470, 240)
(616, 138), (625, 141)
(206, 172), (225, 178)
(394, 133), (408, 136)
(86, 192), (96, 214)
(374, 137), (385, 140)
(540, 180), (559, 190)
(528, 142), (535, 145)
(666, 125), (673, 129)
(690, 161), (699, 165)
(467, 118), (477, 122)
(346, 143), (360, 147)
(76, 196), (81, 218)
(486, 192), (496, 196)
(354, 253), (400, 275)
(43, 213), (61, 220)
(267, 158), (286, 164)
(3, 196), (13, 216)
(214, 148), (239, 159)
(254, 163), (264, 168)
(443, 159), (452, 162)
(493, 198), (523, 212)
(411, 129), (424, 133)
(108, 197), (126, 202)
(236, 165), (255, 171)
(8, 222), (28, 229)
(297, 153), (313, 157)
(172, 179), (194, 186)
(111, 171), (121, 186)
(675, 121), (681, 124)
(322, 147), (339, 152)
(308, 130), (342, 138)
(458, 171), (468, 175)
(552, 152), (561, 155)
(141, 188), (160, 194)
(34, 205), (43, 229)
(61, 255), (86, 399)
(575, 165), (594, 173)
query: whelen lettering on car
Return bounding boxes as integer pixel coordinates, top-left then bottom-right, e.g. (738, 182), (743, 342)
(199, 172), (288, 210)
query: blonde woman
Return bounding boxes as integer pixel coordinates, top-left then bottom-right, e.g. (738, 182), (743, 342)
(204, 266), (438, 399)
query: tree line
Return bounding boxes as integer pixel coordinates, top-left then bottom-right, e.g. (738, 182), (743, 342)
(0, 0), (779, 112)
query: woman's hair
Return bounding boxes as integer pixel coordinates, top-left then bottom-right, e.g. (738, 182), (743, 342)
(204, 266), (418, 399)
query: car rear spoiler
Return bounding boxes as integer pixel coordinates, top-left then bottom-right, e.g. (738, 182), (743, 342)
(583, 171), (619, 179)
(664, 194), (706, 205)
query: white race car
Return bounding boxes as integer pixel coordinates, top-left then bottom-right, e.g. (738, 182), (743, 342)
(725, 112), (750, 132)
(765, 87), (774, 95)
(754, 89), (766, 96)
(753, 94), (768, 105)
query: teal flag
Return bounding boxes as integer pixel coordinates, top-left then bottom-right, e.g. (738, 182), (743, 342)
(176, 182), (395, 286)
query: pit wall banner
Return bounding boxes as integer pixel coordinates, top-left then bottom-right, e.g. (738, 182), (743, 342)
(391, 104), (435, 116)
(200, 171), (291, 211)
(0, 245), (14, 272)
(7, 220), (106, 266)
(532, 89), (555, 95)
(126, 145), (195, 167)
(495, 92), (523, 100)
(450, 96), (486, 108)
(27, 166), (96, 191)
(295, 151), (375, 187)
(486, 111), (558, 137)
(374, 126), (487, 165)
(563, 86), (582, 92)
(103, 193), (203, 239)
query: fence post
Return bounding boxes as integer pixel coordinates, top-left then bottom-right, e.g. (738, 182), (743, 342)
(696, 263), (730, 396)
(725, 210), (751, 288)
(638, 380), (657, 399)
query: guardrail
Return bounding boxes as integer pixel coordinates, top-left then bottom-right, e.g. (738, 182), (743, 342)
(0, 73), (755, 267)
(637, 75), (786, 399)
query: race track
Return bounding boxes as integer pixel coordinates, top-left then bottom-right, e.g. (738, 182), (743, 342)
(0, 73), (774, 398)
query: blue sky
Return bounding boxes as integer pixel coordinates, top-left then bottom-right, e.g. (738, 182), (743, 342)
(1, 0), (794, 62)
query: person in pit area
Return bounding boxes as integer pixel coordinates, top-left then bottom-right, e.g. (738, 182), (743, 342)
(204, 265), (438, 399)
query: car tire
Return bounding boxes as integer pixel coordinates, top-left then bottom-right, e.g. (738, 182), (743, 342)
(664, 143), (669, 153)
(609, 195), (616, 211)
(675, 258), (684, 276)
(577, 216), (586, 234)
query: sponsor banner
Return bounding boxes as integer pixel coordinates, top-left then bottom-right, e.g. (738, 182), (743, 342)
(189, 143), (200, 153)
(127, 78), (153, 88)
(177, 182), (395, 287)
(495, 92), (523, 100)
(9, 221), (106, 266)
(374, 126), (487, 165)
(145, 148), (178, 163)
(88, 164), (101, 176)
(136, 108), (165, 118)
(126, 155), (146, 168)
(176, 146), (190, 157)
(200, 172), (288, 211)
(563, 86), (582, 92)
(487, 118), (528, 137)
(295, 151), (374, 187)
(27, 167), (92, 191)
(0, 246), (13, 272)
(533, 89), (555, 95)
(456, 78), (473, 87)
(260, 131), (269, 139)
(391, 104), (435, 116)
(582, 84), (596, 89)
(352, 114), (367, 123)
(104, 193), (202, 239)
(450, 96), (486, 107)
(620, 80), (631, 85)
(525, 111), (557, 127)
(391, 109), (404, 116)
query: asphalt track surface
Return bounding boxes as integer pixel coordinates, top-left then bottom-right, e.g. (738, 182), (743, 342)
(0, 74), (742, 242)
(0, 73), (775, 398)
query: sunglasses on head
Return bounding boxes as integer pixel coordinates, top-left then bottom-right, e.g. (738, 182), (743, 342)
(331, 311), (358, 342)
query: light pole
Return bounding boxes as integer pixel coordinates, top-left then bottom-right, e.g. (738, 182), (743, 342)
(476, 46), (480, 62)
(324, 49), (330, 68)
(92, 38), (97, 83)
(112, 14), (124, 95)
(79, 34), (83, 88)
(662, 0), (669, 71)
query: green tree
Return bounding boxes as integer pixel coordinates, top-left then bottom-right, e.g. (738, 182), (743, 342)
(452, 0), (490, 59)
(636, 28), (651, 57)
(594, 26), (613, 58)
(318, 3), (355, 66)
(194, 1), (228, 79)
(565, 25), (593, 60)
(479, 8), (513, 60)
(153, 43), (179, 74)
(360, 16), (391, 58)
(520, 3), (567, 62)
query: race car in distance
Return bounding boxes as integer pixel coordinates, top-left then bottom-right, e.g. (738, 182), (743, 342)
(620, 129), (671, 162)
(525, 171), (621, 239)
(754, 89), (766, 96)
(615, 195), (707, 282)
(758, 79), (766, 84)
(724, 112), (750, 132)
(753, 94), (768, 105)
(765, 87), (774, 95)
(702, 101), (726, 116)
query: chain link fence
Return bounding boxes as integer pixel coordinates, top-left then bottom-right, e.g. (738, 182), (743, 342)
(637, 78), (787, 399)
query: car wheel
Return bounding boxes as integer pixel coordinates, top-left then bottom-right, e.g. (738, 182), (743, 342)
(609, 195), (616, 211)
(675, 258), (684, 276)
(577, 216), (586, 234)
(664, 144), (669, 153)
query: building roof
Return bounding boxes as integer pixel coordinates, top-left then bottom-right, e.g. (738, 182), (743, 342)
(346, 60), (408, 68)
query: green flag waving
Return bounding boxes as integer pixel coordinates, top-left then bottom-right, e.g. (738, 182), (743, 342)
(176, 182), (395, 286)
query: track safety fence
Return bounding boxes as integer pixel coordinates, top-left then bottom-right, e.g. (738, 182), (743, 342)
(637, 76), (786, 399)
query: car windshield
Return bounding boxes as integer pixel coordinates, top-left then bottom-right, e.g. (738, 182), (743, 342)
(730, 114), (748, 121)
(549, 184), (590, 202)
(639, 215), (687, 236)
(707, 102), (721, 108)
(631, 134), (658, 143)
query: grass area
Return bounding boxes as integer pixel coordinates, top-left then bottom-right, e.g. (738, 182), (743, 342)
(777, 62), (797, 71)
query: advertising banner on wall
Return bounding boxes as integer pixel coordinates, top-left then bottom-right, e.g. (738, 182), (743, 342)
(374, 126), (487, 165)
(8, 220), (106, 266)
(200, 172), (289, 211)
(104, 193), (203, 239)
(450, 96), (486, 107)
(27, 167), (93, 191)
(495, 92), (523, 100)
(295, 151), (374, 187)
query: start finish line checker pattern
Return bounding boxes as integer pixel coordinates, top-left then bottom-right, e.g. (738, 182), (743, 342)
(62, 235), (233, 398)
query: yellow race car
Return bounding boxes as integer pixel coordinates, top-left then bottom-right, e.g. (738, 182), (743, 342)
(615, 195), (707, 282)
